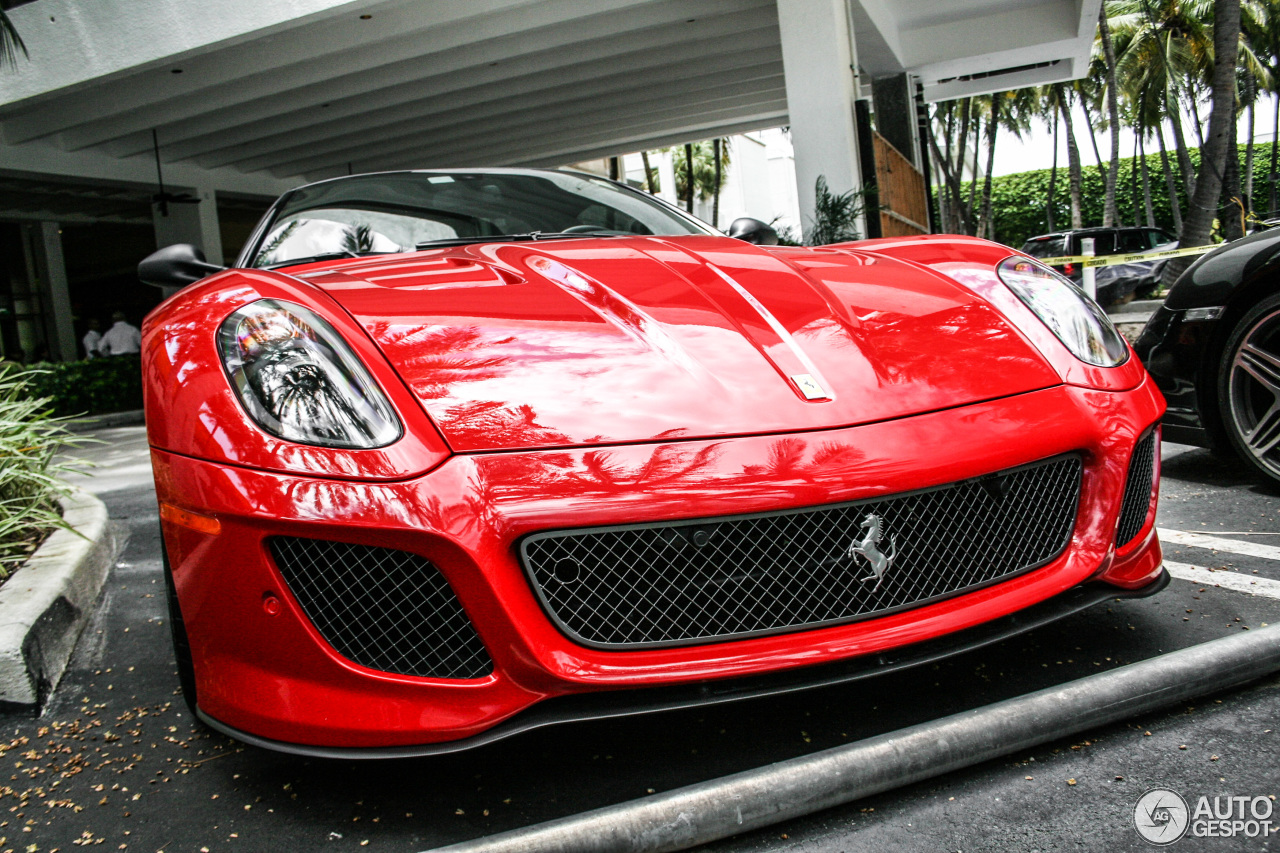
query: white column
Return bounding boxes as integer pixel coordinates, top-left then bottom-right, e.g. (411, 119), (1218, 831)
(34, 223), (77, 363)
(153, 185), (223, 264)
(196, 186), (225, 265)
(777, 0), (866, 242)
(656, 150), (678, 206)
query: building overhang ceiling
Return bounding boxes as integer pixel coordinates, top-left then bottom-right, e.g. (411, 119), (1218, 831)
(0, 0), (1099, 189)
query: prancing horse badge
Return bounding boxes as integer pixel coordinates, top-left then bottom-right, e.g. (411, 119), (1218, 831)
(847, 513), (896, 592)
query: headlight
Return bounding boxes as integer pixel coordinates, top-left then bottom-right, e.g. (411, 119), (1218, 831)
(996, 257), (1129, 367)
(218, 299), (401, 448)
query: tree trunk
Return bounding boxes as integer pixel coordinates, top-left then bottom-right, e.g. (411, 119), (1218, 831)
(1167, 85), (1197, 202)
(1099, 5), (1122, 227)
(1058, 86), (1083, 229)
(1081, 97), (1106, 171)
(1271, 95), (1279, 214)
(955, 98), (972, 232)
(1164, 0), (1241, 285)
(1221, 118), (1244, 241)
(712, 138), (722, 228)
(966, 113), (981, 235)
(684, 143), (694, 213)
(979, 95), (1000, 240)
(1157, 128), (1184, 232)
(1140, 132), (1156, 227)
(1244, 79), (1256, 216)
(1047, 107), (1059, 233)
(1132, 130), (1142, 226)
(928, 115), (966, 234)
(640, 150), (657, 194)
(941, 103), (959, 232)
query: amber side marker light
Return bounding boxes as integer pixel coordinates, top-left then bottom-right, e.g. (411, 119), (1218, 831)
(159, 503), (222, 536)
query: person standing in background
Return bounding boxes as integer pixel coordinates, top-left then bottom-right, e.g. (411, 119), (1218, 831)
(98, 311), (142, 356)
(82, 318), (103, 360)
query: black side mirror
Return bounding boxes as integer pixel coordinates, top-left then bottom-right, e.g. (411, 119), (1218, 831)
(727, 217), (779, 246)
(138, 244), (227, 289)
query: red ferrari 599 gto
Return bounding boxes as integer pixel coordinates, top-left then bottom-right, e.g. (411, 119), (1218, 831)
(138, 169), (1165, 756)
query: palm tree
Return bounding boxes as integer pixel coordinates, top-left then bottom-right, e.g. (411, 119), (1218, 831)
(978, 90), (1035, 240)
(1242, 0), (1280, 214)
(639, 151), (659, 194)
(671, 140), (732, 223)
(1164, 0), (1242, 285)
(0, 8), (27, 70)
(1210, 1), (1269, 237)
(1112, 0), (1215, 211)
(1098, 3), (1125, 225)
(1243, 0), (1280, 213)
(1052, 83), (1086, 228)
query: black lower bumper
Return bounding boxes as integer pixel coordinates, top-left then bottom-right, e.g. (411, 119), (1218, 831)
(198, 570), (1170, 760)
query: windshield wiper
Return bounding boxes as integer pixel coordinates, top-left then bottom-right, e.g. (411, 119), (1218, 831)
(415, 230), (630, 250)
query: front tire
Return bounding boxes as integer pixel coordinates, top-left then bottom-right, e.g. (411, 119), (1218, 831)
(1218, 292), (1280, 487)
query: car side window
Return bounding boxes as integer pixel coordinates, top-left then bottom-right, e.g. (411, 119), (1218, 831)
(1074, 234), (1115, 255)
(1114, 231), (1148, 253)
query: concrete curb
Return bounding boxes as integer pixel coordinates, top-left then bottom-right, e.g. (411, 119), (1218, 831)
(63, 409), (145, 434)
(0, 487), (120, 708)
(428, 624), (1280, 853)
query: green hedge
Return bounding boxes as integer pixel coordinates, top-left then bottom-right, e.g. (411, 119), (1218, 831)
(949, 142), (1280, 248)
(18, 355), (143, 418)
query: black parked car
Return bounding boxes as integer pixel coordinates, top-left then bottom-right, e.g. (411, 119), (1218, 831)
(1022, 226), (1176, 305)
(1134, 229), (1280, 486)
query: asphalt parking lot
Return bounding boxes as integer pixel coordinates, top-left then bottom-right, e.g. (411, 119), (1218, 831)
(8, 427), (1279, 852)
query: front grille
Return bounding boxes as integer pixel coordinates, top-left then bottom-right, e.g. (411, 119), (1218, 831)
(268, 537), (492, 679)
(1116, 431), (1157, 547)
(521, 455), (1083, 648)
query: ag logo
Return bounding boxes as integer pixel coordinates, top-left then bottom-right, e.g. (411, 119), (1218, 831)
(1134, 788), (1190, 845)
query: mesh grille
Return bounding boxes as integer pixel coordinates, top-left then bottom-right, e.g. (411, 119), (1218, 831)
(522, 455), (1083, 648)
(1116, 431), (1157, 547)
(268, 537), (492, 679)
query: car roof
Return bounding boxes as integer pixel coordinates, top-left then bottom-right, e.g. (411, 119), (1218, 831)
(1026, 226), (1169, 241)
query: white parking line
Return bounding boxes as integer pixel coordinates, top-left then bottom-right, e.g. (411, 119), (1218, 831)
(1158, 528), (1280, 562)
(1163, 560), (1280, 601)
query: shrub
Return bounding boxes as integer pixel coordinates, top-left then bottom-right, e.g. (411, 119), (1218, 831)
(18, 355), (143, 418)
(0, 369), (88, 580)
(806, 176), (873, 246)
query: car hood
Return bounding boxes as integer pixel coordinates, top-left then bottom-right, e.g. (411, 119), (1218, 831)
(298, 235), (1060, 452)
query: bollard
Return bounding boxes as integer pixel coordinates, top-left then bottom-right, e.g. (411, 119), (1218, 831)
(1081, 236), (1097, 300)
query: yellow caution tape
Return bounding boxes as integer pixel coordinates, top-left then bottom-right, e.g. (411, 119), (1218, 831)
(1036, 243), (1220, 269)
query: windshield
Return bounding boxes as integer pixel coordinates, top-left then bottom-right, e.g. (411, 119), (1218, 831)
(247, 171), (711, 268)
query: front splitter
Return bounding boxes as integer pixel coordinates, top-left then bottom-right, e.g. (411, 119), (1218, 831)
(197, 571), (1169, 759)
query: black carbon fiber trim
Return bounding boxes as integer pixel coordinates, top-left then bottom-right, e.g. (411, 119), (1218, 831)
(268, 537), (492, 679)
(522, 455), (1084, 648)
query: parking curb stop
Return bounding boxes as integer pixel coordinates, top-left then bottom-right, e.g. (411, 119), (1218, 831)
(426, 622), (1280, 853)
(0, 487), (119, 708)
